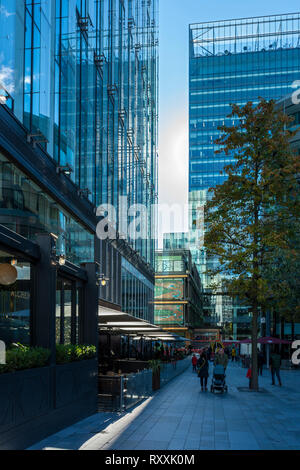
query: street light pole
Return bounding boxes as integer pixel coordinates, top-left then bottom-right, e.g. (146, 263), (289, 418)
(266, 309), (271, 368)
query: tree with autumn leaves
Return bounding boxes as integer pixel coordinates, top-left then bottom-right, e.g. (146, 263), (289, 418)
(204, 98), (300, 390)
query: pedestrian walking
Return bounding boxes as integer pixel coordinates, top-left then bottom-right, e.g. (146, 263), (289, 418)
(197, 352), (209, 391)
(270, 349), (282, 386)
(231, 347), (236, 362)
(192, 354), (197, 372)
(207, 346), (212, 361)
(257, 350), (264, 376)
(214, 348), (228, 370)
(246, 367), (252, 388)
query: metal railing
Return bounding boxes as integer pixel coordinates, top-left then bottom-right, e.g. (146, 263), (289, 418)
(98, 358), (191, 412)
(98, 375), (123, 411)
(160, 357), (190, 387)
(123, 369), (153, 409)
(98, 370), (152, 412)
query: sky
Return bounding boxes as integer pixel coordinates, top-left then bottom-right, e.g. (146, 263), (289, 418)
(158, 0), (300, 243)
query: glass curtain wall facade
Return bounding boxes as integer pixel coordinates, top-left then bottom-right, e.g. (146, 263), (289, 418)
(189, 13), (300, 193)
(0, 0), (159, 320)
(0, 151), (94, 265)
(0, 0), (158, 258)
(122, 258), (154, 322)
(188, 13), (300, 331)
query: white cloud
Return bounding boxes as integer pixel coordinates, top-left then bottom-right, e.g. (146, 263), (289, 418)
(0, 65), (14, 94)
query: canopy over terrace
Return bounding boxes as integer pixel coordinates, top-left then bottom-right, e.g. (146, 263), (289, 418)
(239, 336), (291, 344)
(98, 306), (182, 342)
(239, 336), (292, 368)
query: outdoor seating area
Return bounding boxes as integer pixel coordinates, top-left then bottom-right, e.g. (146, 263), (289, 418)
(97, 308), (191, 411)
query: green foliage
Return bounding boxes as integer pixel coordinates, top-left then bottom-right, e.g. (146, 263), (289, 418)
(0, 343), (50, 374)
(148, 359), (161, 373)
(205, 98), (300, 308)
(0, 343), (97, 373)
(55, 344), (96, 364)
(204, 98), (300, 388)
(262, 245), (300, 322)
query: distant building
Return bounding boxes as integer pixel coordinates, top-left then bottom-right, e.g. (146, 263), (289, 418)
(271, 92), (300, 347)
(277, 93), (300, 153)
(189, 12), (300, 195)
(154, 249), (203, 338)
(187, 12), (300, 333)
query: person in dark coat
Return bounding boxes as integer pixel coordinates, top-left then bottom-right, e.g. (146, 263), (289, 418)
(257, 350), (264, 376)
(270, 348), (282, 386)
(206, 346), (212, 361)
(197, 352), (209, 391)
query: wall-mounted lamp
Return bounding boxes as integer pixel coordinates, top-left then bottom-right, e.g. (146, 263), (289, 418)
(56, 164), (74, 177)
(97, 273), (109, 287)
(11, 258), (17, 266)
(57, 254), (66, 267)
(102, 277), (110, 287)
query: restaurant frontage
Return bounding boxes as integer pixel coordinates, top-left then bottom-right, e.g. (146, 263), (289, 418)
(0, 103), (189, 449)
(0, 212), (190, 449)
(97, 306), (191, 411)
(0, 225), (98, 450)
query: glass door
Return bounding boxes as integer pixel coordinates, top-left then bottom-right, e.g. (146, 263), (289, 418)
(56, 277), (82, 345)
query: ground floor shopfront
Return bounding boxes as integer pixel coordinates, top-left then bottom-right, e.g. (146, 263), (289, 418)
(0, 225), (98, 450)
(0, 104), (156, 449)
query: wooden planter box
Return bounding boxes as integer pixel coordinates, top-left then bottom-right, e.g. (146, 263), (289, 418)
(0, 366), (52, 434)
(0, 359), (98, 450)
(55, 359), (98, 409)
(152, 369), (160, 391)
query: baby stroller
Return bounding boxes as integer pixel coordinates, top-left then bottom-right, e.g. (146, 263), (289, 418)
(211, 365), (228, 394)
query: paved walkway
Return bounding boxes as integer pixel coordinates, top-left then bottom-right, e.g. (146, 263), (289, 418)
(29, 362), (300, 450)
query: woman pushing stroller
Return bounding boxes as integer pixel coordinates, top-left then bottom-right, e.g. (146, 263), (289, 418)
(197, 351), (209, 391)
(211, 348), (228, 393)
(214, 348), (228, 370)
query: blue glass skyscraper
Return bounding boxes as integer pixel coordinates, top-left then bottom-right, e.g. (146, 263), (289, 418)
(187, 13), (300, 326)
(0, 0), (159, 322)
(189, 13), (300, 193)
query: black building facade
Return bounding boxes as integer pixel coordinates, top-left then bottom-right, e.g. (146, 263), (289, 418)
(0, 0), (158, 449)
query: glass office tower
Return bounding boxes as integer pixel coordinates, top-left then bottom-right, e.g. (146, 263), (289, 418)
(189, 13), (300, 193)
(188, 13), (300, 330)
(0, 0), (158, 322)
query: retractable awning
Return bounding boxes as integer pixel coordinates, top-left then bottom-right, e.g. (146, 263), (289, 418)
(175, 337), (191, 342)
(98, 306), (179, 341)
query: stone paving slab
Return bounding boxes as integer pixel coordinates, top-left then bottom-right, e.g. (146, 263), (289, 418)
(29, 362), (300, 451)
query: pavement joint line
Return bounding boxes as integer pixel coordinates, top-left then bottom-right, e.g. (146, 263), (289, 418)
(29, 363), (300, 451)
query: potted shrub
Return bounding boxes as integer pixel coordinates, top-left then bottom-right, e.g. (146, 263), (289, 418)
(0, 343), (51, 374)
(149, 359), (160, 391)
(56, 344), (96, 364)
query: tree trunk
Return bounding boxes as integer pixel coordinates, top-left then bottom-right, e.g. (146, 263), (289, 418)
(251, 305), (259, 390)
(272, 310), (277, 337)
(251, 163), (260, 391)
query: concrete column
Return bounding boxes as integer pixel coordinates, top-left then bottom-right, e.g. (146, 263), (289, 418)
(33, 234), (57, 365)
(80, 263), (98, 348)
